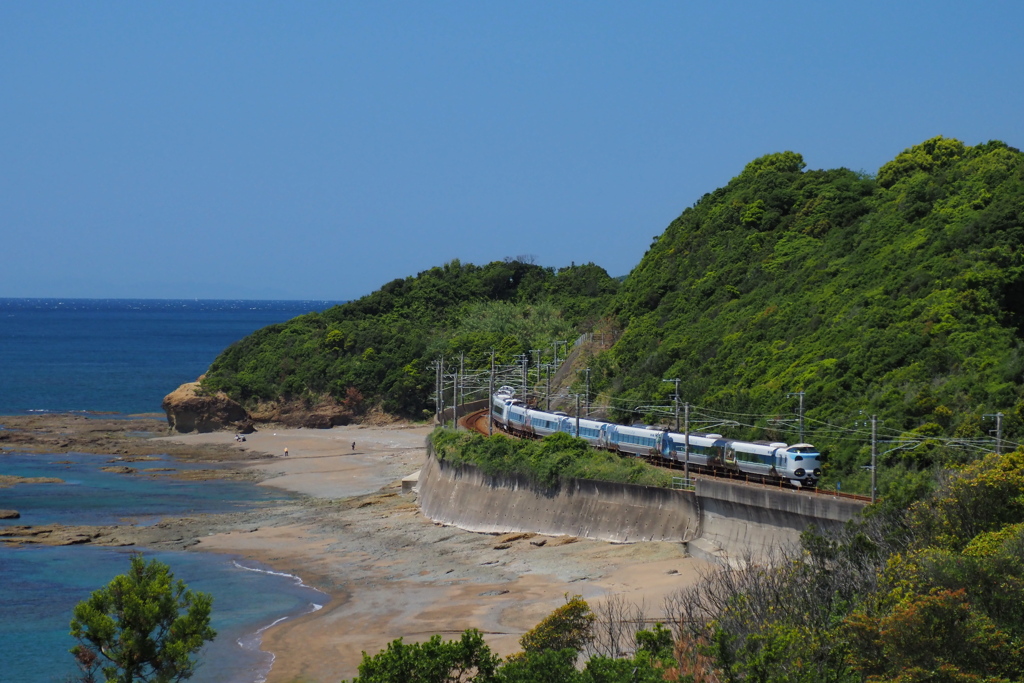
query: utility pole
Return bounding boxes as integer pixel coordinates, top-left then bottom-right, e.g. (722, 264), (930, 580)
(787, 391), (805, 443)
(530, 349), (541, 385)
(985, 412), (1004, 454)
(553, 340), (567, 369)
(488, 350), (495, 436)
(684, 402), (690, 484)
(581, 368), (591, 417)
(438, 357), (445, 423)
(452, 366), (458, 431)
(663, 378), (681, 432)
(575, 394), (581, 437)
(459, 353), (465, 411)
(871, 415), (877, 503)
(545, 363), (551, 411)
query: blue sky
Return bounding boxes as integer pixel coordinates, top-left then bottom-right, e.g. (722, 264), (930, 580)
(2, 2), (1022, 300)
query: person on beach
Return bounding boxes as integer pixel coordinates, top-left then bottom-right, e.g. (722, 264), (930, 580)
(351, 441), (355, 451)
(284, 447), (289, 457)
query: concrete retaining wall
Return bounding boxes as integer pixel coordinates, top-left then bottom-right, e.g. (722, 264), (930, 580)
(417, 449), (868, 560)
(695, 478), (865, 556)
(418, 453), (700, 543)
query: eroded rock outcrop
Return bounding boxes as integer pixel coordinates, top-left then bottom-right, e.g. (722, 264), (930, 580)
(162, 381), (251, 433)
(247, 395), (351, 429)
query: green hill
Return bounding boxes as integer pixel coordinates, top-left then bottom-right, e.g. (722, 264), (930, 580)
(600, 136), (1024, 489)
(199, 136), (1024, 496)
(201, 259), (618, 418)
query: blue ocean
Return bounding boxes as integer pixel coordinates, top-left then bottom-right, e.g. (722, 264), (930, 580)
(0, 298), (342, 683)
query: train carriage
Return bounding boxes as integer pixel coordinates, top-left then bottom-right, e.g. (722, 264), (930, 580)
(606, 424), (667, 457)
(664, 432), (725, 466)
(487, 391), (824, 488)
(558, 416), (610, 447)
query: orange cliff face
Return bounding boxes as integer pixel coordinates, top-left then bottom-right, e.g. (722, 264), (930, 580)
(161, 380), (251, 433)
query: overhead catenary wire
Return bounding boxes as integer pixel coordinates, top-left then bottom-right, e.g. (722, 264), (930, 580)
(434, 357), (1020, 455)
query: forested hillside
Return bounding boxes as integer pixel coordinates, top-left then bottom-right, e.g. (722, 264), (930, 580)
(600, 137), (1024, 492)
(201, 260), (618, 417)
(200, 136), (1024, 496)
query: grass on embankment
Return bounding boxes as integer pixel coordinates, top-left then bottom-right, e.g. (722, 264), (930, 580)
(428, 427), (675, 489)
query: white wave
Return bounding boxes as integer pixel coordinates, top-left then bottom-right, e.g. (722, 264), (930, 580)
(230, 559), (329, 595)
(230, 560), (329, 683)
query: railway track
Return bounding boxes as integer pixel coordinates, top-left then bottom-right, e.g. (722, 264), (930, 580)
(455, 408), (872, 502)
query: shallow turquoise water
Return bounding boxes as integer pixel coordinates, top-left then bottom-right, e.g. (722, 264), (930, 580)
(0, 451), (285, 527)
(0, 454), (327, 683)
(0, 299), (342, 681)
(0, 545), (326, 683)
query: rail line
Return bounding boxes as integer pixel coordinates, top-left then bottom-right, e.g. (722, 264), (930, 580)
(457, 408), (872, 502)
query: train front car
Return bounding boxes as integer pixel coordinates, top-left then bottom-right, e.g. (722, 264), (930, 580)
(491, 386), (517, 430)
(781, 443), (823, 487)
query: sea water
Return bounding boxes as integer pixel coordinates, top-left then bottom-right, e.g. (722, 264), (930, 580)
(0, 298), (341, 416)
(0, 298), (342, 682)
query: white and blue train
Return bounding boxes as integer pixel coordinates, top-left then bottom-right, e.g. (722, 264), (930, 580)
(491, 386), (823, 487)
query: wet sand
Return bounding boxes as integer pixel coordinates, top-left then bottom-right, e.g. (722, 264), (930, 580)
(156, 424), (711, 682)
(1, 415), (709, 682)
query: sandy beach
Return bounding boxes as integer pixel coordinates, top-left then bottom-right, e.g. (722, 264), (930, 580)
(155, 423), (711, 682)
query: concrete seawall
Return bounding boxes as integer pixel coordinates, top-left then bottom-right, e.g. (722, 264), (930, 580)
(694, 478), (866, 558)
(418, 453), (700, 543)
(417, 448), (868, 561)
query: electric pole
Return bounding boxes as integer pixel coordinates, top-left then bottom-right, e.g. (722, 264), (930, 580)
(684, 402), (690, 484)
(581, 367), (591, 417)
(435, 358), (442, 423)
(488, 350), (495, 436)
(545, 363), (551, 411)
(787, 391), (805, 443)
(575, 394), (581, 437)
(871, 414), (877, 503)
(663, 378), (681, 432)
(452, 366), (458, 431)
(985, 412), (1004, 454)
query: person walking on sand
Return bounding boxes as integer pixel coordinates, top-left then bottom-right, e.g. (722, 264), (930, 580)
(351, 442), (355, 451)
(283, 447), (289, 457)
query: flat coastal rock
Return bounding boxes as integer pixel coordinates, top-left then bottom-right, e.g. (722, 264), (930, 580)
(0, 509), (20, 519)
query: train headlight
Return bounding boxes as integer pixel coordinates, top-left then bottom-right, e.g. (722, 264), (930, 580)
(794, 468), (806, 477)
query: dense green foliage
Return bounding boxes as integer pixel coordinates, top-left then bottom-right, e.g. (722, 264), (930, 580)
(202, 260), (617, 416)
(69, 555), (216, 683)
(602, 137), (1024, 490)
(346, 595), (675, 683)
(664, 449), (1024, 683)
(429, 428), (675, 489)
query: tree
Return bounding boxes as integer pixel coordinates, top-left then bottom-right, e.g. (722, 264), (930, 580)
(518, 594), (595, 656)
(69, 554), (216, 683)
(345, 629), (500, 683)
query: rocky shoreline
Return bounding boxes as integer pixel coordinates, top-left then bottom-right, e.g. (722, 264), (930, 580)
(1, 413), (709, 682)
